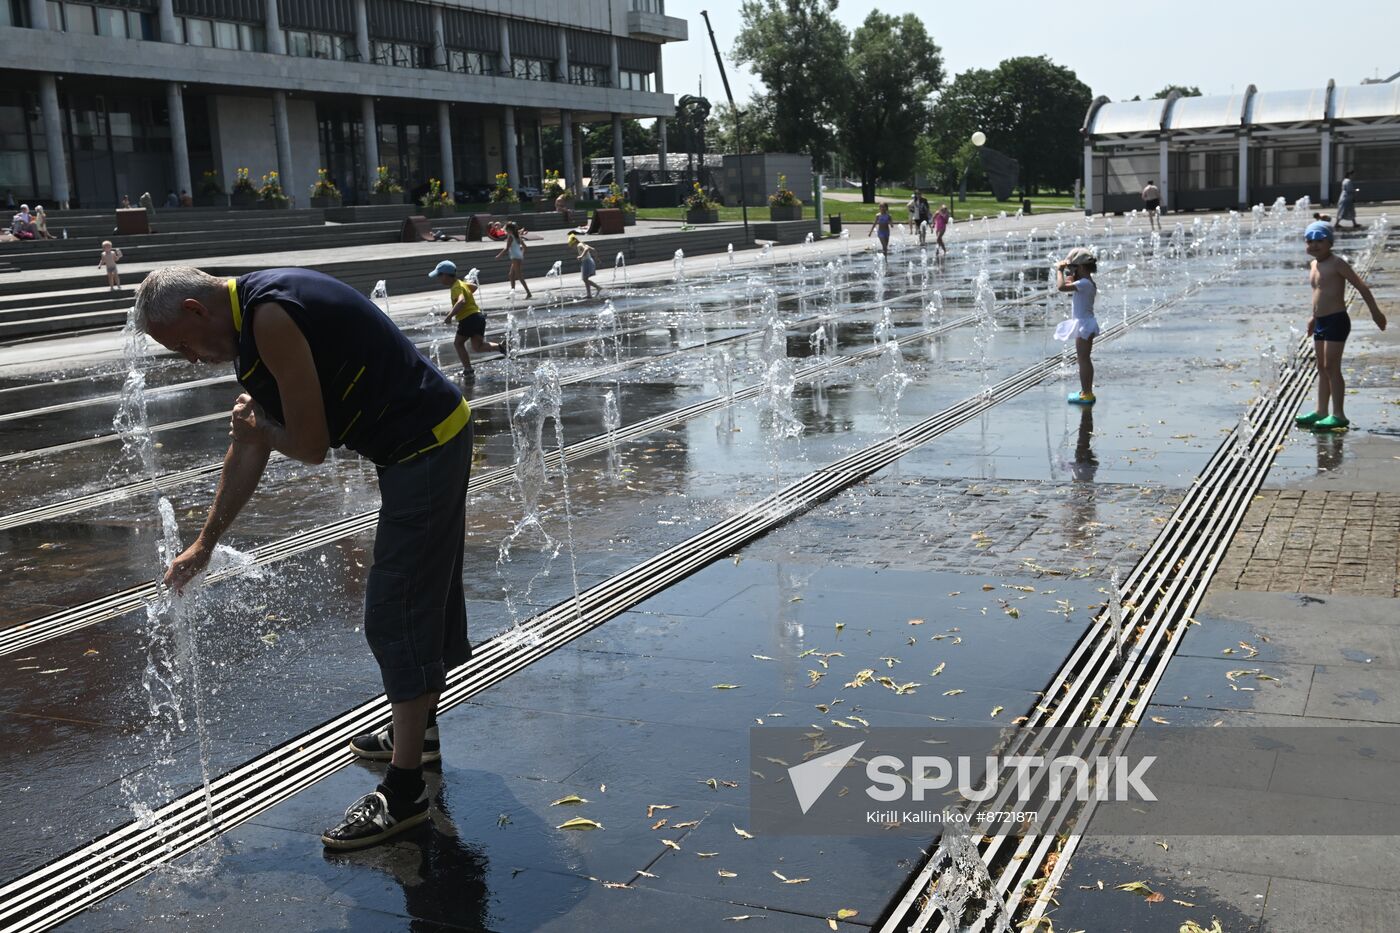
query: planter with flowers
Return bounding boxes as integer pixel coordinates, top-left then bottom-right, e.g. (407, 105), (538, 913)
(540, 168), (569, 211)
(603, 182), (637, 226)
(309, 169), (342, 209)
(419, 177), (455, 218)
(490, 172), (520, 214)
(767, 174), (803, 221)
(196, 169), (227, 207)
(369, 166), (404, 205)
(229, 167), (258, 208)
(683, 182), (719, 224)
(256, 171), (290, 209)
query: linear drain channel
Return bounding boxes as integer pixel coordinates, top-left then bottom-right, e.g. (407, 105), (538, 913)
(0, 270), (1216, 932)
(874, 230), (1392, 933)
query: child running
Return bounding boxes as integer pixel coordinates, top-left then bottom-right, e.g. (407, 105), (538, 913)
(933, 204), (950, 256)
(868, 203), (893, 256)
(430, 259), (505, 382)
(567, 232), (604, 300)
(1294, 220), (1386, 432)
(1056, 247), (1099, 405)
(495, 221), (533, 300)
(98, 240), (124, 291)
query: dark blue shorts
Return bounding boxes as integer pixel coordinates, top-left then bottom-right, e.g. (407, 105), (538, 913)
(1313, 311), (1351, 343)
(455, 312), (486, 339)
(366, 424), (473, 703)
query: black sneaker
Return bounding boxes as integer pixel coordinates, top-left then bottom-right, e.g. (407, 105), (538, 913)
(321, 786), (430, 850)
(348, 723), (441, 763)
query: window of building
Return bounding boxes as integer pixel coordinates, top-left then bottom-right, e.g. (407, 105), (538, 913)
(448, 49), (490, 75)
(127, 9), (154, 39)
(238, 23), (265, 51)
(373, 40), (429, 69)
(511, 57), (551, 81)
(286, 29), (311, 57)
(620, 70), (651, 92)
(183, 17), (213, 46)
(94, 5), (125, 37)
(63, 2), (95, 33)
(212, 20), (238, 49)
(569, 63), (607, 86)
(629, 0), (665, 12)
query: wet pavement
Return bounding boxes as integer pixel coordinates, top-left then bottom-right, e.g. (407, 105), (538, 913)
(2, 207), (1397, 930)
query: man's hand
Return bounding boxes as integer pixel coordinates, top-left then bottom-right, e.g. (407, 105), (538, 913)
(229, 393), (266, 445)
(1305, 316), (1316, 337)
(164, 538), (214, 593)
(1373, 309), (1388, 331)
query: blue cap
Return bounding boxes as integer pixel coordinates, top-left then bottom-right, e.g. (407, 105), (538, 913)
(1304, 221), (1333, 242)
(428, 259), (457, 279)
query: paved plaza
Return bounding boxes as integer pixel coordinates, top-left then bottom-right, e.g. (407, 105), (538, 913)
(1, 205), (1397, 932)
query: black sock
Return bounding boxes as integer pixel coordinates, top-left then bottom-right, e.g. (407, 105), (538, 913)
(382, 764), (425, 809)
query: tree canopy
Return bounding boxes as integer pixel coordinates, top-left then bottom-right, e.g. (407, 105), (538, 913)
(928, 56), (1091, 195)
(1153, 84), (1203, 98)
(732, 0), (850, 168)
(837, 11), (944, 202)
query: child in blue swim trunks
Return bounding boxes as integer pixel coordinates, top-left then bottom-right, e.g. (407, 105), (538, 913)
(1295, 220), (1386, 431)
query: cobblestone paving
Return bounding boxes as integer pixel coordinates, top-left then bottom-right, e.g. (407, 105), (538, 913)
(748, 476), (1183, 577)
(1216, 489), (1400, 596)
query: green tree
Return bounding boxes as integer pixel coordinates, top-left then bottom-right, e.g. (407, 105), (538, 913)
(926, 56), (1090, 196)
(732, 0), (851, 168)
(580, 119), (656, 163)
(925, 67), (1001, 194)
(1152, 84), (1202, 98)
(706, 99), (777, 154)
(838, 11), (944, 202)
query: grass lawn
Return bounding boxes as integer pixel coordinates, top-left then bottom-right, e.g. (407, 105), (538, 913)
(634, 192), (1076, 228)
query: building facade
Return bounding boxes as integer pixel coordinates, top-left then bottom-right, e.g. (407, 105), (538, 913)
(0, 0), (685, 207)
(1082, 81), (1400, 215)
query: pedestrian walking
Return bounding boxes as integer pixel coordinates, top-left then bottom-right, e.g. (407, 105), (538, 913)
(933, 203), (950, 256)
(1335, 173), (1360, 229)
(567, 232), (604, 300)
(494, 222), (533, 300)
(430, 259), (505, 382)
(868, 203), (893, 257)
(1141, 180), (1161, 231)
(98, 240), (123, 290)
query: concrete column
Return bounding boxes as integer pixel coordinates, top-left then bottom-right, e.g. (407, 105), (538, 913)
(612, 113), (625, 187)
(1157, 138), (1169, 212)
(431, 7), (446, 69)
(502, 105), (519, 189)
(437, 101), (455, 197)
(26, 0), (49, 29)
(353, 0), (370, 63)
(655, 52), (668, 179)
(361, 96), (379, 195)
(37, 74), (70, 207)
(1319, 130), (1331, 205)
(166, 82), (192, 201)
(1082, 144), (1093, 216)
(1237, 135), (1249, 208)
(264, 0), (285, 55)
(157, 0), (177, 43)
(609, 37), (620, 88)
(556, 28), (569, 83)
(498, 18), (511, 76)
(574, 122), (585, 189)
(272, 91), (294, 203)
(560, 110), (575, 190)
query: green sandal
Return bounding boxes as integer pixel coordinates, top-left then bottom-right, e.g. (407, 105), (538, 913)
(1312, 415), (1350, 432)
(1294, 411), (1323, 427)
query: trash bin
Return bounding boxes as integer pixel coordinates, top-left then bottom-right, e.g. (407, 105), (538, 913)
(1021, 198), (1032, 215)
(828, 213), (842, 235)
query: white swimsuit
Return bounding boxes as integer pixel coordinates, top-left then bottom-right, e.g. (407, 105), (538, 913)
(1070, 278), (1099, 338)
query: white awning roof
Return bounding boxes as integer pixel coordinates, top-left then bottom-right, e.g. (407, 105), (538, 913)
(1247, 87), (1327, 126)
(1088, 98), (1167, 136)
(1332, 82), (1400, 121)
(1165, 93), (1245, 131)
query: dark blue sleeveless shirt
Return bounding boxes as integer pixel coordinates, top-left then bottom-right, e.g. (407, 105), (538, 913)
(232, 269), (468, 466)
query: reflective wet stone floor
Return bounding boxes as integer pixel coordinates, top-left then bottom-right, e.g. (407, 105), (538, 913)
(2, 210), (1397, 930)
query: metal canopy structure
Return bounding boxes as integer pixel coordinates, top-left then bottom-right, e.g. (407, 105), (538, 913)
(1083, 79), (1400, 214)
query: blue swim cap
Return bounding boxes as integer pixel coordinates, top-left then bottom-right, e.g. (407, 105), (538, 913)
(1304, 221), (1333, 242)
(429, 259), (457, 278)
